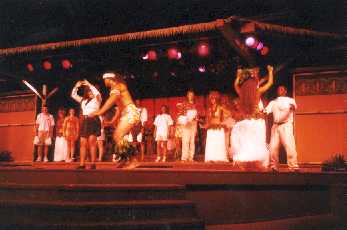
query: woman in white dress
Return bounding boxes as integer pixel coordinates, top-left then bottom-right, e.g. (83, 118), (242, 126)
(54, 108), (68, 162)
(231, 65), (274, 169)
(205, 91), (228, 162)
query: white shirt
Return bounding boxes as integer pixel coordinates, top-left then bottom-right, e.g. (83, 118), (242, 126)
(154, 114), (173, 136)
(265, 96), (297, 123)
(71, 85), (101, 116)
(36, 113), (55, 132)
(138, 107), (148, 125)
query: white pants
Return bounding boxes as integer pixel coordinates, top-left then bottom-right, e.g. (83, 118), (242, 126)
(181, 122), (197, 161)
(269, 122), (299, 169)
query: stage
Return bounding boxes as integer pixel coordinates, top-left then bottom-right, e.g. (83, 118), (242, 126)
(0, 161), (346, 229)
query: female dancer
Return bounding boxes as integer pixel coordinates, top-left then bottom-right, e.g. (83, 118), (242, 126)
(205, 91), (228, 162)
(231, 65), (274, 169)
(71, 80), (101, 169)
(63, 108), (79, 162)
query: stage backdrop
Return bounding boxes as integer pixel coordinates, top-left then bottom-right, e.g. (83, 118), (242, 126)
(0, 91), (37, 162)
(293, 66), (347, 163)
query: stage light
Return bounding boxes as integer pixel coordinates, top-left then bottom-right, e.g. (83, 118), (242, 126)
(61, 59), (72, 69)
(197, 42), (210, 57)
(26, 63), (34, 72)
(198, 66), (206, 73)
(167, 48), (181, 60)
(42, 60), (52, 70)
(260, 46), (269, 56)
(142, 54), (149, 60)
(256, 42), (264, 51)
(147, 50), (157, 61)
(245, 36), (257, 47)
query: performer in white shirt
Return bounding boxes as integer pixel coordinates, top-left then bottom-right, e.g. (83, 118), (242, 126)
(154, 105), (173, 162)
(181, 90), (198, 162)
(264, 86), (299, 172)
(34, 106), (55, 162)
(71, 80), (102, 169)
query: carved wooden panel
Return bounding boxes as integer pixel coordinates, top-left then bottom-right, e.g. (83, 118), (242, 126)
(295, 74), (347, 96)
(0, 95), (36, 113)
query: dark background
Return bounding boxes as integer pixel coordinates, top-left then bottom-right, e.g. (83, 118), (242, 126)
(0, 0), (346, 112)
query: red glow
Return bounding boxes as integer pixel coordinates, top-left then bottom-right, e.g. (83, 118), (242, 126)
(26, 63), (34, 72)
(42, 60), (52, 70)
(167, 48), (181, 60)
(61, 59), (72, 69)
(197, 43), (210, 57)
(260, 46), (269, 56)
(147, 50), (157, 61)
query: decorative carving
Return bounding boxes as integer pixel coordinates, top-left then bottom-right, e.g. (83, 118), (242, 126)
(295, 75), (347, 96)
(0, 95), (36, 113)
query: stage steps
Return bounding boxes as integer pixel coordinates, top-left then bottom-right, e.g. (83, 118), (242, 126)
(0, 183), (204, 230)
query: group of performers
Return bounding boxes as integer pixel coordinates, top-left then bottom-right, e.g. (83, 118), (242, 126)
(34, 65), (299, 172)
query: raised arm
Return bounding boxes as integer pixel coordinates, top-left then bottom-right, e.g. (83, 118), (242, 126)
(71, 81), (83, 103)
(93, 88), (120, 117)
(234, 68), (242, 96)
(84, 80), (102, 103)
(258, 65), (274, 95)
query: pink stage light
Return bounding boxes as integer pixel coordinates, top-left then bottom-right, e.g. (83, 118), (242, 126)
(42, 60), (52, 70)
(245, 36), (256, 47)
(26, 63), (34, 72)
(197, 42), (210, 57)
(256, 42), (264, 51)
(61, 59), (72, 69)
(198, 66), (206, 73)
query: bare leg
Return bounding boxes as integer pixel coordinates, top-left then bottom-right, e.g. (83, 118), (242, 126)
(113, 119), (134, 145)
(66, 140), (71, 161)
(156, 141), (161, 162)
(70, 140), (76, 160)
(44, 145), (49, 161)
(97, 140), (104, 161)
(162, 141), (167, 162)
(37, 145), (43, 161)
(88, 135), (97, 164)
(79, 137), (87, 166)
(140, 142), (145, 161)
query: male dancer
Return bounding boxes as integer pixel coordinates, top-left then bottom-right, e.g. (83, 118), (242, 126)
(265, 85), (299, 172)
(91, 72), (140, 165)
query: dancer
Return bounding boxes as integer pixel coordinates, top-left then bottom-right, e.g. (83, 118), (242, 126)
(265, 86), (299, 172)
(63, 108), (79, 162)
(220, 95), (235, 158)
(231, 65), (274, 169)
(205, 91), (228, 162)
(154, 105), (173, 162)
(34, 106), (55, 162)
(53, 108), (67, 162)
(135, 99), (148, 161)
(97, 116), (105, 161)
(90, 72), (140, 165)
(71, 80), (102, 169)
(181, 89), (198, 162)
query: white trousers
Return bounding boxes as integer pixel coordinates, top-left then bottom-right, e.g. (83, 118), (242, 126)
(269, 122), (299, 169)
(181, 122), (197, 161)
